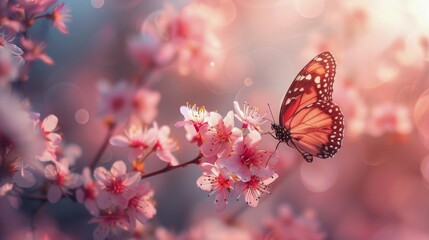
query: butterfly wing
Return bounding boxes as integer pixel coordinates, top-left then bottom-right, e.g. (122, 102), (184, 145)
(286, 101), (344, 162)
(278, 51), (344, 162)
(279, 51), (336, 126)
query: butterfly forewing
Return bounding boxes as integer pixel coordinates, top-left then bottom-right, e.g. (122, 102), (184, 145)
(279, 52), (337, 126)
(289, 101), (344, 160)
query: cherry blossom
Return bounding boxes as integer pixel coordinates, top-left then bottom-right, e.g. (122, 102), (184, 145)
(233, 101), (267, 131)
(44, 160), (82, 203)
(235, 173), (278, 207)
(89, 209), (131, 240)
(98, 81), (160, 124)
(218, 130), (273, 182)
(20, 38), (54, 65)
(132, 88), (161, 124)
(196, 164), (233, 211)
(49, 3), (71, 34)
(110, 124), (157, 161)
(175, 104), (209, 146)
(76, 167), (100, 216)
(94, 160), (141, 209)
(98, 80), (134, 124)
(145, 3), (224, 79)
(33, 114), (62, 162)
(175, 104), (210, 129)
(126, 181), (157, 227)
(152, 123), (178, 165)
(200, 111), (241, 157)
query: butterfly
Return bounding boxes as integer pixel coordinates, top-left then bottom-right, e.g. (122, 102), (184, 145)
(270, 52), (344, 163)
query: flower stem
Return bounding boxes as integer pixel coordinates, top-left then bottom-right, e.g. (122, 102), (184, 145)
(89, 123), (116, 170)
(141, 155), (201, 179)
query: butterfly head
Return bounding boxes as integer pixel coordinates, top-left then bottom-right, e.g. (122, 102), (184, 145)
(271, 123), (291, 143)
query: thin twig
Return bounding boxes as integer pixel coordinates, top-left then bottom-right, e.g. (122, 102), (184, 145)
(141, 155), (201, 179)
(89, 123), (117, 170)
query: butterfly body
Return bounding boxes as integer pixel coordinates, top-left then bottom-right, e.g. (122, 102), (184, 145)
(273, 52), (344, 163)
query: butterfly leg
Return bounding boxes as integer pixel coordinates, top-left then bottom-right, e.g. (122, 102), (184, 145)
(266, 141), (281, 167)
(302, 153), (313, 163)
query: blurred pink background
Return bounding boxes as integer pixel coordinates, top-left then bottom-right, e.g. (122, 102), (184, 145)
(2, 0), (429, 239)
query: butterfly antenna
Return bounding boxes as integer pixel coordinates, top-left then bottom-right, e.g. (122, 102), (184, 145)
(267, 103), (276, 123)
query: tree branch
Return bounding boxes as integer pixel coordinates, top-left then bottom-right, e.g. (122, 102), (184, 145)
(141, 155), (201, 179)
(89, 123), (116, 170)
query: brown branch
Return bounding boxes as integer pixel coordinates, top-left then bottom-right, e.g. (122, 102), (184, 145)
(89, 123), (116, 170)
(141, 155), (201, 179)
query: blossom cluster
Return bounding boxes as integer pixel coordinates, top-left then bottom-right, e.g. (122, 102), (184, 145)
(176, 102), (278, 211)
(0, 0), (70, 83)
(128, 2), (223, 80)
(0, 91), (64, 198)
(97, 80), (161, 125)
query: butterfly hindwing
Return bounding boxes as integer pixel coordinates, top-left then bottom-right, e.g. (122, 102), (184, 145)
(288, 101), (344, 161)
(279, 52), (336, 126)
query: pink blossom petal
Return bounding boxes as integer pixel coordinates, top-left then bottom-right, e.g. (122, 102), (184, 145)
(44, 164), (57, 180)
(39, 53), (54, 65)
(47, 185), (62, 203)
(47, 133), (62, 145)
(111, 160), (127, 177)
(0, 182), (13, 197)
(13, 170), (35, 188)
(217, 142), (232, 157)
(85, 200), (100, 216)
(66, 173), (82, 189)
(208, 112), (222, 126)
(262, 173), (279, 185)
(42, 115), (58, 132)
(245, 130), (261, 148)
(116, 218), (130, 231)
(233, 101), (245, 119)
(6, 44), (24, 55)
(251, 166), (274, 179)
(196, 174), (213, 191)
(174, 120), (187, 127)
(235, 166), (252, 182)
(76, 189), (84, 203)
(223, 111), (235, 129)
(232, 137), (245, 155)
(39, 151), (55, 162)
(96, 191), (111, 209)
(123, 172), (141, 187)
(214, 189), (228, 212)
(93, 224), (109, 240)
(109, 136), (130, 147)
(218, 155), (241, 173)
(200, 139), (217, 157)
(116, 195), (130, 208)
(94, 167), (111, 185)
(156, 150), (177, 164)
(179, 106), (191, 119)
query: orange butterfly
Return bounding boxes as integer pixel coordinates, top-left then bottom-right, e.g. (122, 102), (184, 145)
(271, 52), (344, 162)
